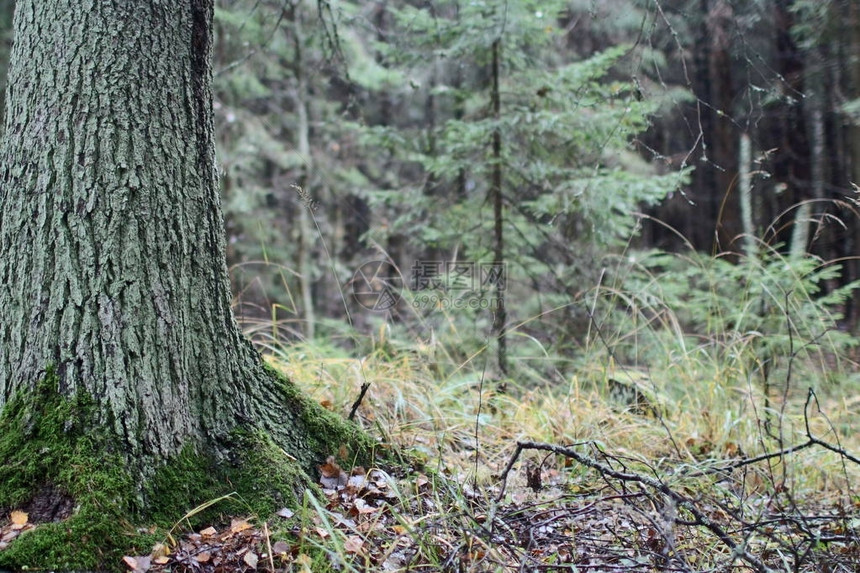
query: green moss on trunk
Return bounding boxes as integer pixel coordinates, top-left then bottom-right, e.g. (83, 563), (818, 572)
(0, 368), (376, 571)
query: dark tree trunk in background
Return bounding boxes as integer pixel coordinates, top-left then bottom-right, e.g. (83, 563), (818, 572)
(290, 3), (317, 340)
(691, 0), (717, 250)
(689, 0), (737, 252)
(849, 1), (860, 188)
(768, 0), (811, 241)
(707, 0), (739, 249)
(844, 0), (860, 325)
(422, 40), (443, 262)
(0, 0), (356, 479)
(372, 0), (407, 275)
(490, 38), (507, 377)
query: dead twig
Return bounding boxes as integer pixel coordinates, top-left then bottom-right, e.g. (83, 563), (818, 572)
(348, 382), (371, 421)
(498, 440), (776, 573)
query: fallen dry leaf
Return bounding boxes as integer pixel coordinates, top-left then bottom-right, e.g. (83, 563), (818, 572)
(319, 456), (348, 489)
(243, 551), (259, 568)
(320, 456), (343, 478)
(353, 499), (379, 514)
(150, 542), (169, 558)
(347, 474), (367, 491)
(199, 526), (217, 536)
(122, 555), (151, 573)
(10, 510), (27, 530)
(193, 552), (210, 563)
(357, 520), (384, 533)
(230, 518), (252, 533)
(276, 507), (294, 519)
(272, 540), (290, 555)
(344, 535), (364, 554)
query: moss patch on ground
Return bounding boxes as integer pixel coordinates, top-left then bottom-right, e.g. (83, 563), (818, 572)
(0, 368), (153, 570)
(144, 430), (318, 527)
(0, 367), (375, 572)
(264, 361), (377, 471)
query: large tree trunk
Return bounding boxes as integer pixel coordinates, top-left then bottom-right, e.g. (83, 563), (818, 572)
(0, 0), (361, 487)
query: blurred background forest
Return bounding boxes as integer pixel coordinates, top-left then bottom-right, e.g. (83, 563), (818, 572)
(1, 0), (859, 391)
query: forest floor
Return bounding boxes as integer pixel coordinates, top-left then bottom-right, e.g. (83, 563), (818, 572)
(119, 451), (860, 572)
(107, 334), (860, 573)
(6, 338), (856, 572)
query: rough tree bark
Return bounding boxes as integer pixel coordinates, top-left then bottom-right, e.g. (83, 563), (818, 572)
(0, 0), (363, 489)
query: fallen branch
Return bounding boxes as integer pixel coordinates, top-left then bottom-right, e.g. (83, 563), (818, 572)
(498, 440), (775, 573)
(692, 387), (860, 477)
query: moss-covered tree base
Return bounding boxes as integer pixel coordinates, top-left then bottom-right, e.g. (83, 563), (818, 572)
(0, 369), (374, 571)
